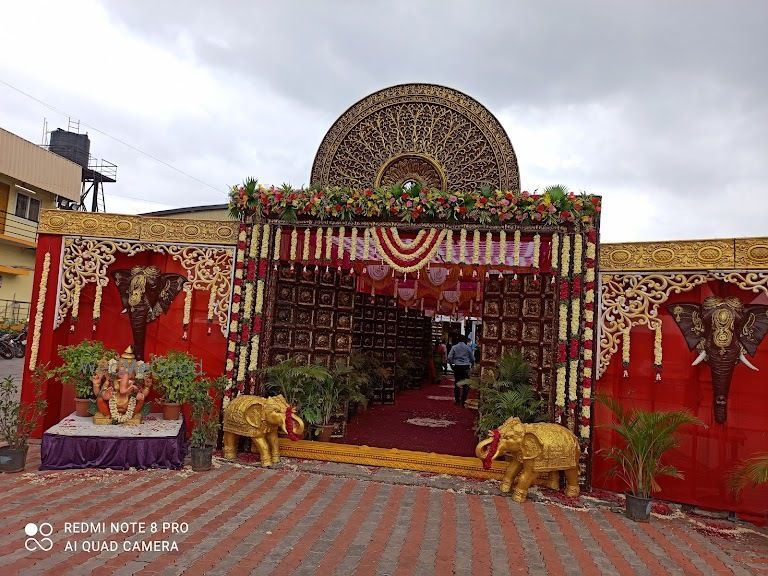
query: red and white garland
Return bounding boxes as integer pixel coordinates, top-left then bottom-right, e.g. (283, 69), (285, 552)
(580, 229), (597, 440)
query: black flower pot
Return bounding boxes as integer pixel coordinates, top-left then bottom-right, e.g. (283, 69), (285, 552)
(625, 493), (652, 522)
(0, 446), (28, 473)
(190, 446), (213, 471)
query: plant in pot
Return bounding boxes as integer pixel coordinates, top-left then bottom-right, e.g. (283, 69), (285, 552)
(51, 340), (116, 417)
(330, 358), (370, 430)
(301, 366), (348, 443)
(0, 370), (47, 472)
(189, 376), (227, 472)
(465, 351), (545, 437)
(349, 351), (390, 407)
(262, 358), (333, 439)
(599, 396), (705, 522)
(151, 350), (198, 420)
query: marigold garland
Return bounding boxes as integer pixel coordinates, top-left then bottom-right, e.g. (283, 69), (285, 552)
(532, 234), (541, 268)
(29, 252), (50, 370)
(513, 229), (521, 266)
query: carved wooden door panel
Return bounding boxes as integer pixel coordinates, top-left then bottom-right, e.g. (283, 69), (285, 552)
(481, 273), (558, 409)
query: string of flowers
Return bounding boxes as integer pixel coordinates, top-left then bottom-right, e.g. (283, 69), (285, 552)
(445, 229), (454, 263)
(654, 322), (663, 381)
(228, 179), (602, 226)
(289, 228), (298, 261)
(182, 284), (193, 340)
(302, 227), (310, 261)
(362, 227), (371, 260)
(92, 279), (105, 332)
(532, 233), (541, 269)
(324, 226), (333, 260)
(580, 229), (597, 440)
(378, 227), (437, 262)
(485, 231), (493, 265)
(513, 230), (521, 267)
(109, 395), (137, 424)
(259, 224), (270, 259)
(247, 334), (260, 372)
(272, 227), (282, 261)
(459, 228), (467, 263)
(207, 283), (216, 334)
(29, 252), (50, 371)
(498, 230), (506, 265)
(70, 283), (81, 332)
(622, 327), (631, 378)
(370, 228), (447, 274)
(225, 226), (248, 384)
(555, 234), (572, 421)
(551, 233), (560, 270)
(314, 227), (324, 260)
(249, 223), (261, 258)
(390, 228), (427, 249)
(350, 227), (358, 260)
(337, 226), (346, 260)
(568, 234), (583, 415)
(472, 230), (481, 264)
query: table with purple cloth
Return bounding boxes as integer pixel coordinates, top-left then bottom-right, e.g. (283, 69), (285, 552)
(41, 413), (186, 470)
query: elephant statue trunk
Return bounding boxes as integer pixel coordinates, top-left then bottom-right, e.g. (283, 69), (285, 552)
(284, 405), (304, 440)
(476, 430), (501, 470)
(669, 297), (768, 424)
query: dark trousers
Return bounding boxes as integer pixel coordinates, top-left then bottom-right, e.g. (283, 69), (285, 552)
(453, 364), (471, 406)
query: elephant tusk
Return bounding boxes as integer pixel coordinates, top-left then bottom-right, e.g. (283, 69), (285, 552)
(739, 352), (759, 371)
(691, 350), (707, 366)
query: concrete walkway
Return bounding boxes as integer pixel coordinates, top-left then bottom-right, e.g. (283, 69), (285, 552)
(1, 442), (766, 575)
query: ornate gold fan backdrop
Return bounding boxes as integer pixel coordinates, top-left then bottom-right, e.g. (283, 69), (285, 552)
(311, 84), (520, 192)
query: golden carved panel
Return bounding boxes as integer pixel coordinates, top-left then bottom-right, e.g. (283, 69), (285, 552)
(39, 210), (141, 239)
(734, 238), (768, 268)
(38, 210), (239, 246)
(311, 84), (519, 191)
(600, 240), (735, 271)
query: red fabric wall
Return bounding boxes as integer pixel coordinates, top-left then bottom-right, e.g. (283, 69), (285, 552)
(593, 280), (768, 523)
(22, 235), (227, 433)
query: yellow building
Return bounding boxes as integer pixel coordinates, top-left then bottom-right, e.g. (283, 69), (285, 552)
(0, 127), (81, 321)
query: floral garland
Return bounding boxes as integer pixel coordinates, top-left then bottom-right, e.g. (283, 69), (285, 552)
(314, 227), (324, 259)
(472, 230), (481, 264)
(324, 226), (333, 260)
(654, 323), (663, 381)
(551, 233), (560, 270)
(350, 227), (358, 260)
(272, 227), (282, 260)
(370, 228), (447, 273)
(337, 226), (346, 260)
(459, 229), (467, 263)
(259, 224), (270, 260)
(247, 334), (260, 373)
(532, 234), (541, 269)
(622, 327), (631, 378)
(445, 230), (454, 263)
(249, 223), (261, 258)
(225, 225), (248, 383)
(92, 279), (105, 331)
(485, 231), (493, 265)
(70, 283), (81, 332)
(109, 395), (137, 424)
(207, 285), (216, 334)
(243, 283), (254, 322)
(362, 227), (371, 260)
(498, 230), (506, 265)
(580, 229), (597, 440)
(513, 230), (521, 266)
(182, 285), (193, 340)
(377, 228), (438, 262)
(390, 228), (427, 250)
(289, 228), (298, 261)
(228, 179), (601, 226)
(302, 227), (311, 261)
(29, 252), (51, 371)
(555, 235), (572, 420)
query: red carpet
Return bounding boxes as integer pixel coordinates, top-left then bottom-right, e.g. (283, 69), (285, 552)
(342, 376), (479, 457)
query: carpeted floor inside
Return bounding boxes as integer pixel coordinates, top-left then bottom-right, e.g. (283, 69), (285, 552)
(342, 375), (479, 457)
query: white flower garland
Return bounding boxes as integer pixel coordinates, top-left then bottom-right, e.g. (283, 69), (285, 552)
(568, 360), (578, 402)
(622, 327), (631, 377)
(237, 345), (248, 382)
(315, 227), (324, 259)
(551, 233), (560, 270)
(572, 233), (583, 274)
(513, 229), (521, 266)
(302, 228), (311, 261)
(290, 228), (298, 261)
(324, 226), (333, 260)
(248, 334), (260, 372)
(255, 280), (265, 314)
(472, 230), (480, 264)
(337, 226), (346, 259)
(570, 299), (580, 337)
(256, 224), (268, 260)
(532, 234), (540, 268)
(350, 227), (358, 260)
(109, 395), (137, 424)
(498, 230), (506, 265)
(29, 252), (50, 370)
(485, 231), (493, 265)
(182, 285), (193, 337)
(459, 229), (467, 263)
(362, 228), (371, 260)
(92, 279), (105, 326)
(207, 284), (217, 324)
(390, 228), (427, 249)
(560, 235), (571, 277)
(445, 230), (454, 263)
(272, 227), (282, 260)
(238, 229), (247, 244)
(378, 228), (437, 262)
(243, 283), (254, 321)
(370, 229), (448, 274)
(558, 302), (569, 341)
(71, 283), (81, 325)
(556, 366), (567, 409)
(254, 225), (261, 258)
(654, 322), (663, 380)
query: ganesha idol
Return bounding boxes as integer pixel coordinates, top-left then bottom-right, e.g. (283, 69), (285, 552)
(91, 346), (151, 425)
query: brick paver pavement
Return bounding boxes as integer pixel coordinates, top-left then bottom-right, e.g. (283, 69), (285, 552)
(1, 442), (766, 575)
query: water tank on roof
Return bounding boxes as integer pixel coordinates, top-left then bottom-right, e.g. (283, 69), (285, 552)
(49, 129), (90, 169)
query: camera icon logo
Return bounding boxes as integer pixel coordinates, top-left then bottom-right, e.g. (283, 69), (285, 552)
(24, 522), (53, 552)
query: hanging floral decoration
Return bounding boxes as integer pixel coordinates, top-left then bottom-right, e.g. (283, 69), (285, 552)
(182, 284), (193, 340)
(485, 231), (493, 265)
(497, 230), (506, 265)
(302, 227), (311, 261)
(654, 322), (663, 381)
(228, 178), (601, 226)
(349, 227), (358, 260)
(513, 229), (521, 266)
(622, 327), (631, 378)
(207, 284), (217, 334)
(551, 233), (560, 270)
(289, 228), (298, 261)
(459, 228), (467, 263)
(29, 252), (51, 371)
(92, 279), (105, 332)
(70, 283), (81, 332)
(370, 227), (447, 274)
(472, 230), (481, 264)
(532, 234), (541, 269)
(272, 227), (282, 261)
(337, 226), (346, 260)
(580, 229), (597, 440)
(324, 226), (333, 260)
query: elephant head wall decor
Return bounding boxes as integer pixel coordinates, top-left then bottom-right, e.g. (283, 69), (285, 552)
(667, 296), (768, 424)
(112, 265), (187, 361)
(476, 417), (580, 502)
(222, 394), (305, 466)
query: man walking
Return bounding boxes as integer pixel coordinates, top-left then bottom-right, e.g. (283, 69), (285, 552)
(448, 335), (474, 407)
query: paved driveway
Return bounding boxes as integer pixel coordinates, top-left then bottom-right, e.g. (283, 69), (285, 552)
(1, 443), (766, 575)
(0, 357), (23, 404)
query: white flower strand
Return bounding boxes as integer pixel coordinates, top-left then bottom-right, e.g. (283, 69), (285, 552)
(560, 235), (571, 277)
(259, 224), (270, 259)
(249, 224), (261, 258)
(498, 230), (507, 265)
(243, 283), (254, 321)
(255, 280), (265, 314)
(572, 233), (583, 274)
(362, 228), (371, 260)
(472, 230), (481, 265)
(532, 234), (541, 268)
(314, 227), (324, 259)
(92, 280), (104, 325)
(207, 284), (217, 323)
(654, 322), (663, 380)
(622, 327), (631, 377)
(445, 230), (454, 263)
(302, 228), (311, 261)
(290, 228), (298, 261)
(459, 229), (467, 263)
(350, 227), (358, 260)
(272, 227), (282, 260)
(324, 226), (333, 260)
(29, 252), (50, 370)
(485, 231), (493, 265)
(248, 334), (260, 372)
(551, 233), (560, 270)
(513, 230), (521, 266)
(337, 226), (346, 260)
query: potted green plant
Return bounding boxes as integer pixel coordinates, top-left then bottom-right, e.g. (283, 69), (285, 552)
(0, 370), (47, 472)
(728, 452), (768, 495)
(51, 340), (116, 416)
(151, 350), (198, 420)
(466, 351), (545, 437)
(329, 359), (370, 433)
(302, 365), (345, 442)
(348, 351), (390, 408)
(599, 396), (705, 522)
(189, 376), (227, 472)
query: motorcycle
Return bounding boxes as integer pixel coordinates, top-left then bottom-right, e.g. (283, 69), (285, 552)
(10, 328), (26, 358)
(0, 333), (15, 360)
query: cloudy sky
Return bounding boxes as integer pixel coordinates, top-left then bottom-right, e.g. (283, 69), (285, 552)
(2, 1), (766, 242)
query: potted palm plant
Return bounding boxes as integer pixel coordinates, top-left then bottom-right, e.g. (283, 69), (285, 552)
(728, 452), (768, 495)
(262, 359), (333, 438)
(189, 376), (227, 472)
(151, 350), (198, 420)
(328, 359), (369, 435)
(599, 396), (705, 522)
(0, 371), (47, 472)
(465, 351), (545, 437)
(51, 340), (116, 416)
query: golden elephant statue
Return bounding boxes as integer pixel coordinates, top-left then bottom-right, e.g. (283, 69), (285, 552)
(222, 394), (304, 467)
(476, 417), (580, 503)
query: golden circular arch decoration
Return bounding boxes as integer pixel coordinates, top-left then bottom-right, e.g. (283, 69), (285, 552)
(311, 83), (520, 192)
